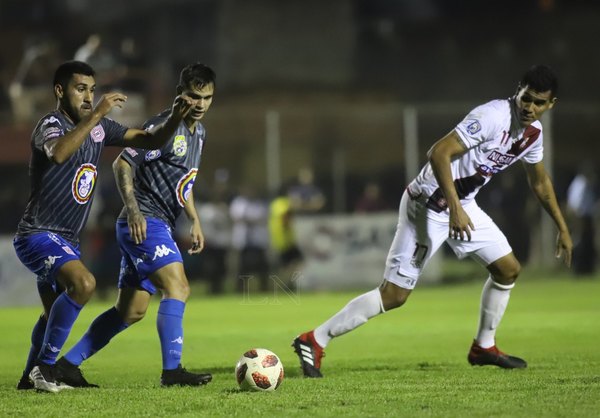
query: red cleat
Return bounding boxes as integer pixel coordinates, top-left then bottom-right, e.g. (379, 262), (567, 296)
(468, 340), (527, 369)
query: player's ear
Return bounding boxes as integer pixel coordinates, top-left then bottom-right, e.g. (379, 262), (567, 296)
(54, 84), (63, 99)
(176, 85), (183, 95)
(548, 96), (557, 109)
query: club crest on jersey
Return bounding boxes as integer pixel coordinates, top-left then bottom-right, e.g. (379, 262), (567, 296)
(173, 135), (187, 156)
(145, 149), (161, 161)
(71, 163), (97, 204)
(176, 168), (198, 207)
(90, 125), (105, 143)
(466, 120), (482, 135)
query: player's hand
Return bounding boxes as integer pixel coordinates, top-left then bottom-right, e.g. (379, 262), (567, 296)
(171, 95), (193, 120)
(448, 206), (475, 241)
(95, 92), (128, 116)
(555, 230), (573, 267)
(188, 221), (204, 255)
(127, 210), (147, 244)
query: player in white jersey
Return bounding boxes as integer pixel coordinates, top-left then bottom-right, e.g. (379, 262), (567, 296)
(293, 64), (573, 377)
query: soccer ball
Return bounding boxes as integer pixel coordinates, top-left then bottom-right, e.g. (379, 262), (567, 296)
(235, 348), (284, 392)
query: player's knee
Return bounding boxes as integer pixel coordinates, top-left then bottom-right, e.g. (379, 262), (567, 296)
(493, 260), (521, 285)
(125, 309), (146, 325)
(380, 283), (411, 311)
(165, 278), (190, 301)
(68, 271), (96, 302)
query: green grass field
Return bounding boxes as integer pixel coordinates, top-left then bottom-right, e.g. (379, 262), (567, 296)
(0, 270), (599, 417)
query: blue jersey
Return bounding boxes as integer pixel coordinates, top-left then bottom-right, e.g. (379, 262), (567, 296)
(16, 111), (128, 245)
(118, 110), (206, 229)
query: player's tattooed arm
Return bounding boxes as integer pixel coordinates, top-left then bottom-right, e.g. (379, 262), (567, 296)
(113, 156), (146, 244)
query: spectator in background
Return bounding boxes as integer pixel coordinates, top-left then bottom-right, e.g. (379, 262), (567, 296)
(288, 167), (326, 214)
(354, 181), (390, 213)
(269, 183), (304, 291)
(195, 185), (232, 294)
(566, 162), (598, 275)
(230, 186), (270, 293)
(9, 38), (62, 124)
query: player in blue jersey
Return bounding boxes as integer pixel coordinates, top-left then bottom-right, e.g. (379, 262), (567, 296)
(14, 60), (193, 393)
(56, 63), (216, 387)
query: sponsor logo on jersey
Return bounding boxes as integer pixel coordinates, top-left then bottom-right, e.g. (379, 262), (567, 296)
(90, 125), (105, 143)
(476, 164), (498, 176)
(466, 120), (482, 135)
(173, 135), (187, 156)
(487, 150), (514, 165)
(176, 168), (198, 207)
(71, 163), (97, 204)
(62, 245), (75, 255)
(125, 147), (138, 157)
(152, 244), (176, 260)
(42, 127), (63, 141)
(145, 149), (161, 161)
(47, 232), (62, 245)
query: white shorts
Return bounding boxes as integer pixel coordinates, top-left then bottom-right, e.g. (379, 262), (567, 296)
(383, 190), (512, 289)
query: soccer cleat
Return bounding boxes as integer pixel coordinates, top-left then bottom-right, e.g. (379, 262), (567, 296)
(292, 331), (325, 378)
(29, 361), (74, 393)
(16, 375), (34, 390)
(468, 340), (527, 369)
(55, 357), (99, 388)
(160, 364), (212, 387)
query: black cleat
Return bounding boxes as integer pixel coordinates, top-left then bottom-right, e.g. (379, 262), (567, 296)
(292, 331), (324, 378)
(161, 364), (212, 387)
(55, 357), (99, 388)
(29, 361), (73, 393)
(468, 340), (527, 369)
(16, 375), (34, 390)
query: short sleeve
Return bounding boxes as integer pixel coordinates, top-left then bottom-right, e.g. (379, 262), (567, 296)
(100, 118), (129, 146)
(33, 115), (66, 151)
(454, 104), (499, 149)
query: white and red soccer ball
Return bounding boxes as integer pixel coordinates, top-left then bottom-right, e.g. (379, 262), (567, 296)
(235, 348), (284, 392)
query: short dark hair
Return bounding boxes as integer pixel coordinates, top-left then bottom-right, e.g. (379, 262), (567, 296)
(177, 63), (216, 92)
(520, 64), (558, 97)
(53, 60), (95, 89)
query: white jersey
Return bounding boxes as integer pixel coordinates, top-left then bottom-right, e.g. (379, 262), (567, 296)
(407, 98), (544, 213)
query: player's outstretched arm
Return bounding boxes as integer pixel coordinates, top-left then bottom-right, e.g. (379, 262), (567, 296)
(113, 155), (146, 244)
(522, 161), (573, 267)
(428, 130), (473, 241)
(121, 95), (193, 149)
(45, 92), (127, 164)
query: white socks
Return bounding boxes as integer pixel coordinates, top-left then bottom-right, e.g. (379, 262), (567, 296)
(313, 288), (385, 348)
(475, 276), (514, 348)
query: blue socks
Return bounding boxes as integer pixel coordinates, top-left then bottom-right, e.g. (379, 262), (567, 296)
(64, 307), (129, 366)
(38, 293), (82, 364)
(157, 299), (185, 370)
(22, 314), (47, 377)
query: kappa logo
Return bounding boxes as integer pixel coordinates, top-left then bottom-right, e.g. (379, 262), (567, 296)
(46, 343), (60, 353)
(41, 116), (60, 127)
(44, 255), (63, 269)
(171, 336), (184, 344)
(152, 244), (175, 260)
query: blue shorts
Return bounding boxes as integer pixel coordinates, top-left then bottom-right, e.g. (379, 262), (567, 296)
(13, 232), (81, 294)
(116, 217), (183, 294)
